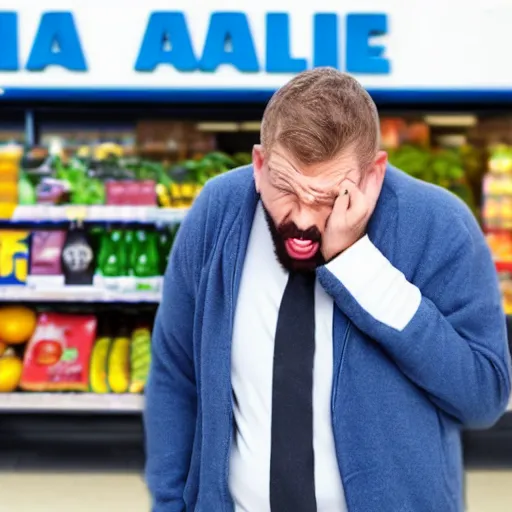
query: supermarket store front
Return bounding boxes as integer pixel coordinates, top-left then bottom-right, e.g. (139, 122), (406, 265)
(0, 0), (511, 498)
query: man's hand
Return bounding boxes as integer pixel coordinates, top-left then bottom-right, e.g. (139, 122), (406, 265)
(321, 176), (381, 261)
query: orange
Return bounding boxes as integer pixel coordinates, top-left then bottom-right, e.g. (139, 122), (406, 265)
(0, 351), (23, 392)
(0, 306), (37, 344)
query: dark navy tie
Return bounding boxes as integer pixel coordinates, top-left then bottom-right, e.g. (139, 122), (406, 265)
(270, 271), (317, 512)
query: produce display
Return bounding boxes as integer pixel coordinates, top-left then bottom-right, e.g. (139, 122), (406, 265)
(387, 144), (477, 212)
(0, 305), (153, 394)
(481, 145), (512, 314)
(482, 145), (512, 230)
(16, 144), (251, 209)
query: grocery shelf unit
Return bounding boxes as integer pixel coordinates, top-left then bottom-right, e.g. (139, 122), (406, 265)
(463, 314), (512, 468)
(0, 204), (170, 468)
(2, 98), (512, 473)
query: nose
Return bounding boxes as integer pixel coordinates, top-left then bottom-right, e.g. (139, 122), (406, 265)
(293, 202), (318, 232)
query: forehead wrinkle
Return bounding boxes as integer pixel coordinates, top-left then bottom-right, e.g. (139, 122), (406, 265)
(268, 151), (355, 198)
(303, 174), (344, 198)
(268, 149), (301, 173)
(270, 167), (342, 205)
(269, 148), (354, 179)
(295, 181), (338, 207)
(267, 158), (297, 183)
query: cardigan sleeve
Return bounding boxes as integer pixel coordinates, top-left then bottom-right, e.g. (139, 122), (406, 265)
(317, 225), (512, 429)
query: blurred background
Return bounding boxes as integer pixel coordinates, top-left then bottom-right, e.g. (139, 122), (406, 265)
(0, 1), (512, 511)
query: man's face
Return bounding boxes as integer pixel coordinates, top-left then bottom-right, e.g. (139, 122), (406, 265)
(253, 144), (384, 272)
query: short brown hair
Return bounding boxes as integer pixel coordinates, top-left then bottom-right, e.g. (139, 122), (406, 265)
(260, 68), (380, 169)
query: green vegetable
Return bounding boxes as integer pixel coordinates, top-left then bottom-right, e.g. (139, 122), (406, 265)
(388, 144), (476, 214)
(17, 172), (36, 205)
(233, 152), (252, 166)
(18, 148), (254, 206)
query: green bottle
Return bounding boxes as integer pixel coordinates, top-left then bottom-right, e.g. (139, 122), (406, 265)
(132, 230), (160, 278)
(95, 229), (107, 274)
(98, 230), (127, 277)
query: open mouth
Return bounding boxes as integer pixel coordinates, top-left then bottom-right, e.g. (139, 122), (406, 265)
(284, 238), (320, 260)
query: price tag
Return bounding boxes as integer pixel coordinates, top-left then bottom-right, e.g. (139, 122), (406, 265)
(146, 207), (162, 224)
(64, 205), (88, 222)
(34, 205), (52, 221)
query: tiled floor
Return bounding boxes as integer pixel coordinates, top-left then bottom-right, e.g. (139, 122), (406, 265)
(465, 471), (512, 511)
(0, 471), (510, 511)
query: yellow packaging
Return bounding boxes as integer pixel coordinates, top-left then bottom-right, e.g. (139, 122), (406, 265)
(0, 231), (30, 285)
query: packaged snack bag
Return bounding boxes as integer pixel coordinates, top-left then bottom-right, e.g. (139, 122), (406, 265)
(20, 313), (97, 391)
(30, 231), (67, 275)
(0, 230), (30, 285)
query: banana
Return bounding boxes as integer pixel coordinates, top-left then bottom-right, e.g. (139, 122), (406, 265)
(89, 337), (112, 394)
(107, 336), (131, 394)
(129, 327), (151, 394)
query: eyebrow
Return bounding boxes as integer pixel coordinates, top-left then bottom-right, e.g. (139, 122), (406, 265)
(308, 175), (346, 198)
(307, 187), (339, 204)
(295, 180), (340, 205)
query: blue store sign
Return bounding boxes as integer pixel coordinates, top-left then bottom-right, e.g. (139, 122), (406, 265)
(0, 1), (509, 103)
(0, 11), (390, 75)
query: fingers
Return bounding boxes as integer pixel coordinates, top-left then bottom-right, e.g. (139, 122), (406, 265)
(342, 179), (367, 218)
(342, 179), (364, 203)
(332, 183), (351, 215)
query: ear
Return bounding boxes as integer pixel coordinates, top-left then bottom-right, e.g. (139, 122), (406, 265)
(252, 144), (265, 193)
(373, 150), (388, 182)
(363, 150), (388, 205)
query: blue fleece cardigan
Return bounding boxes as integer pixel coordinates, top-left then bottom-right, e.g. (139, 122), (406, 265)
(144, 165), (511, 512)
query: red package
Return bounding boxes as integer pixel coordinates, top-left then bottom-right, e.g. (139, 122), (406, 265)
(105, 180), (156, 206)
(105, 181), (126, 205)
(20, 313), (97, 391)
(137, 180), (157, 205)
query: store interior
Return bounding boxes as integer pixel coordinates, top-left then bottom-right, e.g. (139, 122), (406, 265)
(0, 100), (512, 511)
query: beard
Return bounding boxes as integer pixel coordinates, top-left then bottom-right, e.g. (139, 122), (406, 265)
(261, 202), (326, 273)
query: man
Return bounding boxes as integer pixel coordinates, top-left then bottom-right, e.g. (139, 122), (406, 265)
(144, 68), (512, 512)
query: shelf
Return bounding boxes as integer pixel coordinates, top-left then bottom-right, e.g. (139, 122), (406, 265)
(0, 275), (162, 303)
(0, 276), (163, 303)
(0, 393), (143, 414)
(0, 286), (161, 303)
(0, 392), (508, 416)
(1, 205), (188, 226)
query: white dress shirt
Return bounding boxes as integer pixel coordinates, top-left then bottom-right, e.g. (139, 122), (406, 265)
(229, 202), (347, 512)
